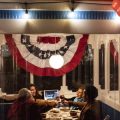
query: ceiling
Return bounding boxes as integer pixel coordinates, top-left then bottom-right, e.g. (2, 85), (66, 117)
(0, 0), (113, 10)
(0, 0), (113, 3)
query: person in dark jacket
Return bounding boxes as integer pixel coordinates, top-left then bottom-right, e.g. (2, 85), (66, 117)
(66, 85), (100, 120)
(79, 85), (100, 120)
(8, 88), (56, 120)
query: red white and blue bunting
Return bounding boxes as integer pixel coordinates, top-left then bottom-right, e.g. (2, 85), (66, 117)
(5, 34), (88, 76)
(112, 0), (120, 16)
(110, 40), (118, 64)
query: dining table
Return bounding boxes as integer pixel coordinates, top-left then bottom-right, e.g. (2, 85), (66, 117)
(42, 107), (80, 120)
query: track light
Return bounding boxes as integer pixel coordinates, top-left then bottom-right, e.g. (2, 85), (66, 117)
(23, 3), (29, 19)
(71, 0), (74, 11)
(25, 3), (28, 14)
(25, 9), (28, 14)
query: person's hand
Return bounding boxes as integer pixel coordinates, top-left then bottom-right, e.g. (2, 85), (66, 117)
(60, 95), (65, 99)
(63, 100), (69, 105)
(47, 100), (58, 107)
(1, 94), (18, 101)
(0, 94), (6, 99)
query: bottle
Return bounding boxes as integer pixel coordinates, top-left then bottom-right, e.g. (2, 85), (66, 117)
(104, 115), (110, 120)
(0, 88), (2, 96)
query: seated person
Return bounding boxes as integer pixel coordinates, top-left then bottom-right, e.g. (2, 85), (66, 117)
(79, 85), (100, 120)
(66, 85), (100, 120)
(7, 88), (56, 120)
(70, 88), (84, 110)
(63, 88), (84, 110)
(29, 84), (44, 100)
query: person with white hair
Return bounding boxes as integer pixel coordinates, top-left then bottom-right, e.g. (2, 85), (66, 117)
(8, 88), (57, 120)
(18, 88), (34, 99)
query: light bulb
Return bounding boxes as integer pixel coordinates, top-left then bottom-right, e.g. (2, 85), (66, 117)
(68, 11), (75, 19)
(23, 13), (29, 19)
(49, 55), (64, 69)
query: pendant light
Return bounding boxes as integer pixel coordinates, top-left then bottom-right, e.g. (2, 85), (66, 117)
(49, 36), (64, 69)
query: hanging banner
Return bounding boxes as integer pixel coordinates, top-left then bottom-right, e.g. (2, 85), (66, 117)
(110, 40), (118, 64)
(112, 0), (120, 16)
(5, 34), (88, 76)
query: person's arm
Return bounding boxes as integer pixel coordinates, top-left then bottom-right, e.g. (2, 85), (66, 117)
(35, 99), (57, 106)
(35, 99), (57, 113)
(0, 94), (18, 101)
(68, 101), (86, 109)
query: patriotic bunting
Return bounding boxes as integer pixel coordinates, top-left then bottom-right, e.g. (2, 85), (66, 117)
(112, 0), (120, 16)
(110, 40), (118, 64)
(5, 34), (88, 77)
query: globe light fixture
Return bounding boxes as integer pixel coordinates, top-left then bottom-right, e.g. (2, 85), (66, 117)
(49, 54), (64, 69)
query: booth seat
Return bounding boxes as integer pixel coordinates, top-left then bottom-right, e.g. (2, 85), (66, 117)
(100, 102), (120, 120)
(0, 99), (13, 120)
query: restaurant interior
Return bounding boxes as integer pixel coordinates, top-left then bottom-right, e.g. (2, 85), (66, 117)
(0, 0), (120, 120)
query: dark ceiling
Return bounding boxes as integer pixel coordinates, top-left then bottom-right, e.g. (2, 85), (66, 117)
(0, 0), (113, 3)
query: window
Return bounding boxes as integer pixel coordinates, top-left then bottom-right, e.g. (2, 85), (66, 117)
(0, 42), (93, 93)
(110, 41), (118, 90)
(99, 44), (105, 89)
